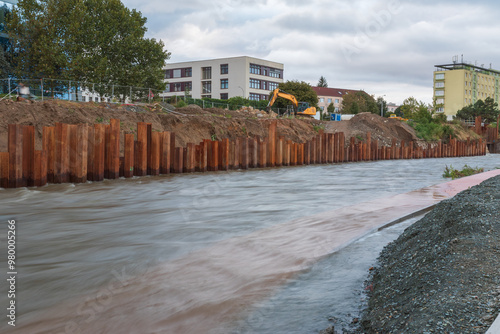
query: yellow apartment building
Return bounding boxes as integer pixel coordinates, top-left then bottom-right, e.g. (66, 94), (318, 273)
(433, 62), (500, 118)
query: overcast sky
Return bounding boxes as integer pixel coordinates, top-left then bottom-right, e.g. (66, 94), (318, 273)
(121, 0), (500, 105)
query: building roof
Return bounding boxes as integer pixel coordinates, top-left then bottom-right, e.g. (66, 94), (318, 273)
(165, 56), (283, 68)
(312, 86), (363, 97)
(435, 62), (500, 75)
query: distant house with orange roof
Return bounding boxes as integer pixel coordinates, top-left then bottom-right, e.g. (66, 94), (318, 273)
(312, 87), (365, 113)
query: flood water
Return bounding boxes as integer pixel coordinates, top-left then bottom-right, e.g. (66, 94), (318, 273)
(0, 155), (499, 333)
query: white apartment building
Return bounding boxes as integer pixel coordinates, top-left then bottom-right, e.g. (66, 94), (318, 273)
(163, 56), (284, 100)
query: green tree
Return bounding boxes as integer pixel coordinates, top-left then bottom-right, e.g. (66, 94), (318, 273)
(270, 80), (318, 110)
(400, 96), (428, 120)
(392, 106), (402, 117)
(0, 45), (10, 77)
(456, 97), (500, 123)
(413, 104), (433, 124)
(341, 90), (377, 114)
(7, 0), (170, 98)
(327, 102), (336, 114)
(317, 76), (328, 87)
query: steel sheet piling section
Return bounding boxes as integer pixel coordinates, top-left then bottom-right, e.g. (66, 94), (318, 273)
(0, 120), (490, 189)
(22, 125), (35, 187)
(0, 152), (9, 188)
(159, 132), (171, 175)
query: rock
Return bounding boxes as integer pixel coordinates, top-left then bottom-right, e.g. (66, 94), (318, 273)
(359, 175), (500, 334)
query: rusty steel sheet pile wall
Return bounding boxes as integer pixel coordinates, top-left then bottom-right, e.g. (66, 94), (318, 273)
(0, 119), (488, 189)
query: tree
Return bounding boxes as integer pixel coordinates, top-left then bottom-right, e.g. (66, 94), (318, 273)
(456, 97), (500, 123)
(270, 80), (318, 110)
(327, 102), (336, 114)
(341, 90), (377, 114)
(413, 104), (433, 124)
(0, 45), (10, 78)
(400, 96), (428, 120)
(376, 96), (387, 117)
(7, 0), (170, 97)
(393, 106), (403, 117)
(317, 76), (328, 87)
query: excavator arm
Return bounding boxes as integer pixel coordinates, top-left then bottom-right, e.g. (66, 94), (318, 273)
(267, 89), (299, 109)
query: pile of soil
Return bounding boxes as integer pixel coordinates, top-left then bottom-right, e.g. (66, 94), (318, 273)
(326, 113), (420, 147)
(0, 100), (477, 153)
(360, 176), (500, 333)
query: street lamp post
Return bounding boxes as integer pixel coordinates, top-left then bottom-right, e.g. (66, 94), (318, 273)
(380, 94), (386, 117)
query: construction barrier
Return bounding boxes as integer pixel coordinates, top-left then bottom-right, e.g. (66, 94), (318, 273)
(0, 119), (488, 189)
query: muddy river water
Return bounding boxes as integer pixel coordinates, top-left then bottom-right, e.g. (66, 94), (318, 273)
(0, 155), (499, 333)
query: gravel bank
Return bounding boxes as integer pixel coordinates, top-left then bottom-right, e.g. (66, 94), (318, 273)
(360, 175), (500, 333)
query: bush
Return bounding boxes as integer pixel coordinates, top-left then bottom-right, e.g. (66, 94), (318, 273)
(413, 121), (455, 142)
(433, 113), (447, 124)
(443, 165), (484, 179)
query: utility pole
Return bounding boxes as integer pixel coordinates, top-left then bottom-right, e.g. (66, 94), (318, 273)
(380, 95), (386, 117)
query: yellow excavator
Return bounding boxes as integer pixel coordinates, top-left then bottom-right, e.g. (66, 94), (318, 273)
(267, 88), (317, 117)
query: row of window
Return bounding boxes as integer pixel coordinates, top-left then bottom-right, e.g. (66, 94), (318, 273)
(203, 93), (230, 100)
(165, 82), (192, 93)
(462, 80), (498, 92)
(319, 97), (340, 104)
(249, 63), (283, 78)
(165, 68), (192, 79)
(466, 72), (497, 83)
(249, 78), (279, 90)
(168, 63), (283, 80)
(436, 71), (499, 86)
(249, 93), (268, 101)
(166, 64), (229, 80)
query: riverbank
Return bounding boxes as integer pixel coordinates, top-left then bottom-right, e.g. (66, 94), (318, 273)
(360, 174), (500, 333)
(0, 99), (478, 152)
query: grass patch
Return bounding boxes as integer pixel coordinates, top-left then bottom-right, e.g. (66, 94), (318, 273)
(443, 164), (484, 179)
(313, 124), (325, 133)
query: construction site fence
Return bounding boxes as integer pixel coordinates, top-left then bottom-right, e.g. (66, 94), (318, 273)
(157, 95), (288, 115)
(0, 120), (488, 189)
(0, 78), (167, 104)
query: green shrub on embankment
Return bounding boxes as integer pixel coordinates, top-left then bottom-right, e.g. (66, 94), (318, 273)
(443, 164), (484, 179)
(407, 111), (455, 142)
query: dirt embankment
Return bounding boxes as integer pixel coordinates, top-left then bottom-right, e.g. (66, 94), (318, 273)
(0, 99), (475, 152)
(326, 112), (420, 147)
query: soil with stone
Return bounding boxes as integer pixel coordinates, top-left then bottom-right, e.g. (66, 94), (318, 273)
(354, 175), (500, 333)
(0, 99), (479, 154)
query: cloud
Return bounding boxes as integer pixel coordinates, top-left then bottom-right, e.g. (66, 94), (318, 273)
(120, 0), (500, 104)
